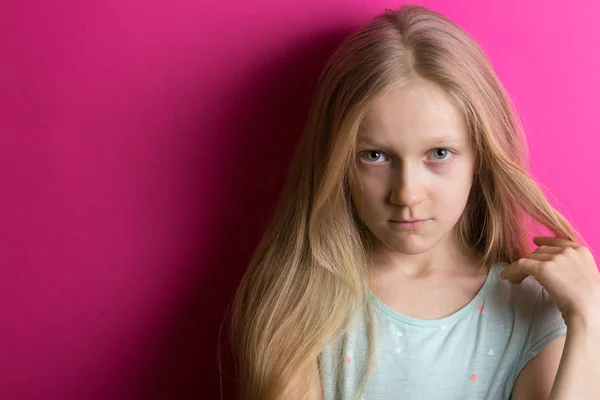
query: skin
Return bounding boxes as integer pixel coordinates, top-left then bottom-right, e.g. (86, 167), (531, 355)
(349, 77), (480, 281)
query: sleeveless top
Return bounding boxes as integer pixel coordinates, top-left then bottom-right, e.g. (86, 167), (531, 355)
(319, 262), (567, 400)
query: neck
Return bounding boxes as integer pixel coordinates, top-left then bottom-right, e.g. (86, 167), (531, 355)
(367, 231), (482, 280)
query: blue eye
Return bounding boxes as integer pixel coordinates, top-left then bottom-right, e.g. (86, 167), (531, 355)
(359, 148), (454, 163)
(429, 148), (453, 161)
(361, 150), (387, 163)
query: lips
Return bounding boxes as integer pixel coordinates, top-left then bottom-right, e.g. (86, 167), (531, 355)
(389, 219), (430, 230)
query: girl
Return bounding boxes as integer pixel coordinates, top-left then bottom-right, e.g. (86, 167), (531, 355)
(223, 4), (600, 400)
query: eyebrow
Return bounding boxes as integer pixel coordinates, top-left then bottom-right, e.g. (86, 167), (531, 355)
(357, 135), (465, 147)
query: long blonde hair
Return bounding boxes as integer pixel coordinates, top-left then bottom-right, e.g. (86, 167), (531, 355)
(220, 4), (586, 400)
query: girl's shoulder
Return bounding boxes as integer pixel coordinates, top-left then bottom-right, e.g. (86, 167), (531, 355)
(493, 261), (554, 309)
(492, 261), (566, 357)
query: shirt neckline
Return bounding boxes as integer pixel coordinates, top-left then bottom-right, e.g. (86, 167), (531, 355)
(367, 262), (506, 328)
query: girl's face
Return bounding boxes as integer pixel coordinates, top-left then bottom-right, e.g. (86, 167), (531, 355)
(349, 79), (477, 260)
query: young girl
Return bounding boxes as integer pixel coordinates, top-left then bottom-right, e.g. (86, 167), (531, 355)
(224, 4), (600, 399)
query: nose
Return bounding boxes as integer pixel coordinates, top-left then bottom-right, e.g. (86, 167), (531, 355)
(389, 162), (427, 207)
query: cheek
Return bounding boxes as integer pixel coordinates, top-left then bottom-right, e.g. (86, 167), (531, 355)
(349, 179), (384, 215)
(431, 179), (473, 213)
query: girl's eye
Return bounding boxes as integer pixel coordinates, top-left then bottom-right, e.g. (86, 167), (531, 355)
(361, 150), (387, 163)
(429, 148), (453, 161)
(359, 148), (454, 163)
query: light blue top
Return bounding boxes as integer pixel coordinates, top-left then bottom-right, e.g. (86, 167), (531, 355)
(319, 262), (567, 400)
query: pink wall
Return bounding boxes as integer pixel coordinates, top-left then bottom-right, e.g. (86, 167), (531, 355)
(1, 0), (598, 398)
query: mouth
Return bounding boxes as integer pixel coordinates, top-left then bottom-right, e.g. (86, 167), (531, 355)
(390, 219), (429, 223)
(389, 219), (430, 229)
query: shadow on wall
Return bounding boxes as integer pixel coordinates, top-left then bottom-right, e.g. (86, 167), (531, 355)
(136, 29), (356, 400)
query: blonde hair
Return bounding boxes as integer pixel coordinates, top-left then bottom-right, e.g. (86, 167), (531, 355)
(219, 4), (587, 400)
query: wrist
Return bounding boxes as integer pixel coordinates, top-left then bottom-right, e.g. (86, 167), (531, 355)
(564, 292), (600, 329)
(564, 308), (600, 333)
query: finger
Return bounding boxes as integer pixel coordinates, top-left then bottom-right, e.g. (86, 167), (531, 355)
(533, 236), (578, 248)
(527, 253), (554, 261)
(532, 245), (563, 254)
(500, 258), (543, 283)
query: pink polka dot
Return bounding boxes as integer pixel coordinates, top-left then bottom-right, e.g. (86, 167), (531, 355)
(470, 374), (477, 382)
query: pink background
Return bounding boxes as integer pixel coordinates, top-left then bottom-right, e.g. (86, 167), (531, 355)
(1, 1), (599, 398)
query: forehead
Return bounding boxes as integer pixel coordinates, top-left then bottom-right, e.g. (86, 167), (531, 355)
(358, 81), (469, 146)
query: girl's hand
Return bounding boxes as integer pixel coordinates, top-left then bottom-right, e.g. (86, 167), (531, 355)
(499, 236), (600, 327)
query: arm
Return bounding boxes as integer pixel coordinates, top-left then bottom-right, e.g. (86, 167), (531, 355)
(499, 238), (600, 399)
(548, 317), (600, 399)
(512, 317), (600, 400)
(511, 336), (565, 400)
